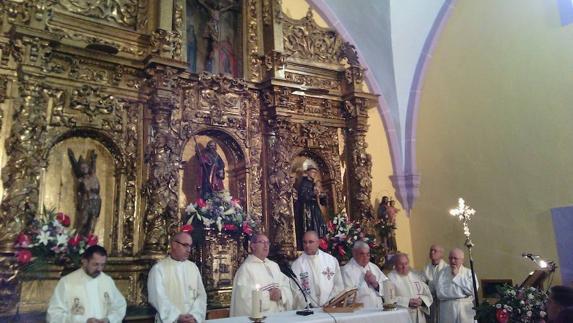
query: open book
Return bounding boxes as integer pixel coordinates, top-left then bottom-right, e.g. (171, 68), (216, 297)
(323, 288), (363, 313)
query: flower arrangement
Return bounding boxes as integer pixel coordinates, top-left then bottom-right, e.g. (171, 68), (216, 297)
(318, 210), (377, 263)
(14, 209), (99, 270)
(476, 284), (548, 323)
(184, 190), (258, 237)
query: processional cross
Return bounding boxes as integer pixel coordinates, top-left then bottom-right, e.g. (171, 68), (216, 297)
(449, 198), (480, 308)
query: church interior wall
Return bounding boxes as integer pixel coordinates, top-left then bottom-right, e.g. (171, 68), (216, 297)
(412, 0), (573, 285)
(366, 105), (415, 266)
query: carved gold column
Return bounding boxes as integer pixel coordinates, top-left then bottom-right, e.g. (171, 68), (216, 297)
(260, 0), (287, 80)
(141, 64), (184, 254)
(261, 87), (296, 256)
(344, 99), (374, 220)
(150, 0), (183, 61)
(246, 91), (264, 219)
(0, 75), (48, 313)
(245, 0), (264, 82)
(341, 46), (375, 220)
(0, 73), (18, 315)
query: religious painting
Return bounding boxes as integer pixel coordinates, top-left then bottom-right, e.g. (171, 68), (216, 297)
(291, 156), (330, 250)
(186, 0), (243, 77)
(42, 138), (115, 251)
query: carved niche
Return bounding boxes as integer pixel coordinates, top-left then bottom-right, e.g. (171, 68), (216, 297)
(179, 73), (262, 216)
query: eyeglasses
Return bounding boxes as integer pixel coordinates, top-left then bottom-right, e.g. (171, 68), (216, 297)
(174, 240), (192, 249)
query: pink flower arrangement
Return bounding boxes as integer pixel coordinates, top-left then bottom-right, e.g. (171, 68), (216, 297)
(319, 210), (377, 263)
(184, 190), (258, 237)
(476, 285), (548, 323)
(14, 208), (99, 269)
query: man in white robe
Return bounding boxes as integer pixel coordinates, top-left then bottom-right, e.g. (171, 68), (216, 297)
(47, 245), (127, 323)
(230, 234), (293, 316)
(435, 248), (478, 323)
(147, 232), (207, 323)
(291, 231), (344, 308)
(423, 244), (447, 323)
(341, 241), (387, 309)
(387, 253), (433, 323)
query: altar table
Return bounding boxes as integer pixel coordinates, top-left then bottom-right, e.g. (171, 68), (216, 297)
(206, 308), (412, 323)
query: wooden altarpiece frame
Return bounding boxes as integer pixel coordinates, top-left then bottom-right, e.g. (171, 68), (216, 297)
(0, 0), (379, 316)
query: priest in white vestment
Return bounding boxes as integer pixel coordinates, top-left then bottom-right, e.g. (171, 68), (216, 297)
(291, 231), (344, 308)
(387, 253), (433, 323)
(435, 248), (478, 323)
(341, 241), (387, 309)
(147, 232), (207, 323)
(423, 244), (447, 323)
(230, 234), (293, 316)
(47, 245), (127, 323)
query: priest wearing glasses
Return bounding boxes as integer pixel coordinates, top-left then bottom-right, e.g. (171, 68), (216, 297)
(147, 232), (207, 323)
(230, 234), (294, 316)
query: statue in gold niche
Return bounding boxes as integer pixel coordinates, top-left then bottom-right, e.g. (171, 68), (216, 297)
(68, 149), (101, 237)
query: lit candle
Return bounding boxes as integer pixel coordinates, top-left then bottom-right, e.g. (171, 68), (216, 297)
(383, 281), (395, 305)
(252, 285), (262, 318)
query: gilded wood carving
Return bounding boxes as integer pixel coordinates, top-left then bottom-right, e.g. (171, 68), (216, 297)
(0, 0), (381, 316)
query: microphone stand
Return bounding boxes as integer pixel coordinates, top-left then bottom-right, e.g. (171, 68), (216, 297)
(276, 257), (313, 315)
(289, 274), (314, 315)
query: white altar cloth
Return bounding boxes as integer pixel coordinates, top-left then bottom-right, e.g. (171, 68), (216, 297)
(207, 308), (412, 323)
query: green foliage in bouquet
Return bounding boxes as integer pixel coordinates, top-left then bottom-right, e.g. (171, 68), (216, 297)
(476, 284), (548, 323)
(183, 191), (259, 242)
(14, 208), (99, 270)
(318, 210), (378, 264)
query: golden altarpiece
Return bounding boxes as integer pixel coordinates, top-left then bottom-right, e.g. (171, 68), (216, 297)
(0, 0), (379, 318)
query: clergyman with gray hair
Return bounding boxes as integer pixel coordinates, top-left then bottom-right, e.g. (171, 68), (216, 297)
(388, 253), (433, 323)
(341, 240), (388, 308)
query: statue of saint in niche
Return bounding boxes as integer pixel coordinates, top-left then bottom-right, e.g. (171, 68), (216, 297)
(295, 160), (327, 249)
(68, 149), (101, 237)
(196, 140), (226, 200)
(186, 0), (241, 76)
(377, 196), (389, 221)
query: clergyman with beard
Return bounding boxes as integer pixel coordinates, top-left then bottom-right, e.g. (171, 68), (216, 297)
(47, 245), (127, 323)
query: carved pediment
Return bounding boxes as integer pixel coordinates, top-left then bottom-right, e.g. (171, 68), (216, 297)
(282, 9), (342, 65)
(55, 0), (144, 29)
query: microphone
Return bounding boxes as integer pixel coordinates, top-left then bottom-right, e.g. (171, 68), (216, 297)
(274, 255), (314, 315)
(522, 252), (539, 260)
(522, 252), (557, 270)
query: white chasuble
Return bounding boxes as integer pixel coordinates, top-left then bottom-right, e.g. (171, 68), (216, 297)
(341, 258), (387, 309)
(435, 266), (478, 323)
(291, 250), (344, 308)
(230, 255), (294, 317)
(423, 259), (447, 323)
(423, 259), (448, 293)
(388, 271), (433, 323)
(147, 257), (207, 323)
(47, 268), (127, 323)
